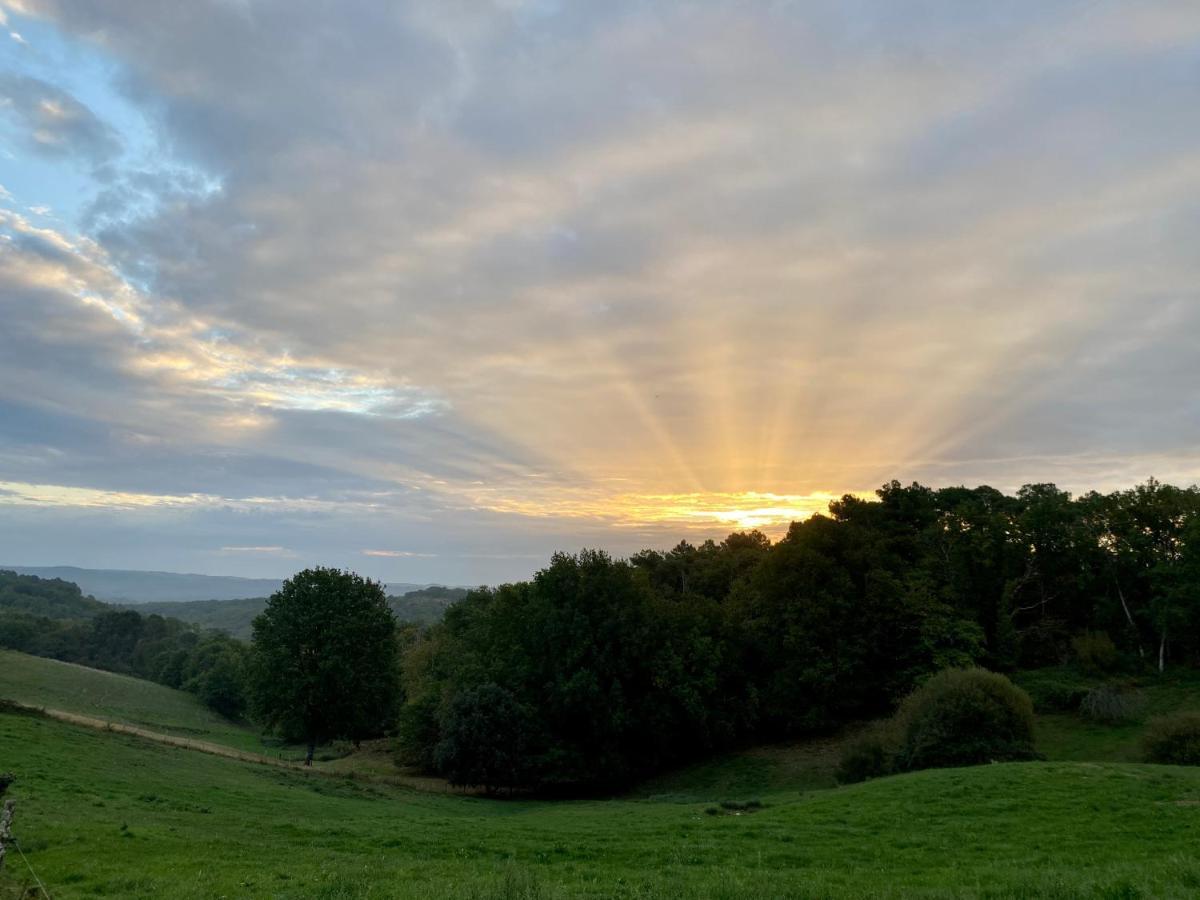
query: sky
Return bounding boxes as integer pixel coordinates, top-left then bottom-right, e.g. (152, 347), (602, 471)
(0, 1), (1198, 585)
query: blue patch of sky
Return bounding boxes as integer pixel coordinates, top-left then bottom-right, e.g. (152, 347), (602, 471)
(0, 11), (218, 232)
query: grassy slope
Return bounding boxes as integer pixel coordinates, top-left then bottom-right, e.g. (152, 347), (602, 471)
(2, 712), (1199, 899)
(4, 658), (1200, 896)
(1019, 667), (1200, 763)
(0, 649), (273, 755)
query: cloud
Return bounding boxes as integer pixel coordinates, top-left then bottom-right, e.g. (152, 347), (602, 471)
(362, 549), (437, 559)
(219, 545), (296, 557)
(1, 0), (1199, 581)
(0, 73), (120, 166)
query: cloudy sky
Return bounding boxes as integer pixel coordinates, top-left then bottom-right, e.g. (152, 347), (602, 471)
(1, 1), (1198, 584)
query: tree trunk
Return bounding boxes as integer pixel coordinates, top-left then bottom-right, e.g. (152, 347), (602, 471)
(1159, 629), (1167, 674)
(1114, 581), (1145, 659)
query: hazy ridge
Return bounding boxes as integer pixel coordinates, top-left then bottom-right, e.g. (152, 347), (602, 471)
(0, 565), (446, 604)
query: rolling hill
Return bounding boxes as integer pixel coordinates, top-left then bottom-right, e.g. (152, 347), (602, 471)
(0, 648), (269, 754)
(4, 652), (1200, 897)
(129, 586), (467, 638)
(0, 569), (107, 619)
(2, 707), (1199, 898)
(0, 566), (444, 605)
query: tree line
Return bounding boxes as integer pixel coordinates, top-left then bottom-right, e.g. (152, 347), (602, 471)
(394, 478), (1200, 790)
(0, 572), (249, 717)
(6, 478), (1200, 791)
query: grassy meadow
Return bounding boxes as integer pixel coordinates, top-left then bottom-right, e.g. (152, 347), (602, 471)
(0, 649), (286, 758)
(3, 652), (1200, 898)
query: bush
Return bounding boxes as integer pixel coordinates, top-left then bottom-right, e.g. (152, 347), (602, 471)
(394, 693), (440, 770)
(1071, 631), (1119, 675)
(836, 725), (898, 784)
(1078, 683), (1145, 725)
(1143, 712), (1200, 765)
(1021, 675), (1089, 713)
(894, 668), (1039, 772)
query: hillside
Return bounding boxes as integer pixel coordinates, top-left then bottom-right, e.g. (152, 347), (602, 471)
(130, 585), (467, 639)
(2, 708), (1199, 898)
(0, 649), (271, 755)
(0, 566), (439, 604)
(3, 654), (1200, 897)
(0, 570), (107, 619)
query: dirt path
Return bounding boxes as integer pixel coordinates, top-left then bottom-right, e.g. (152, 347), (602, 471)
(6, 699), (306, 769)
(1, 699), (469, 793)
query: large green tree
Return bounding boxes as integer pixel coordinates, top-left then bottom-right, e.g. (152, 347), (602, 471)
(250, 567), (399, 763)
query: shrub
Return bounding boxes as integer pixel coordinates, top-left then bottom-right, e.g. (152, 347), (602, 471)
(1078, 683), (1145, 725)
(1021, 675), (1089, 713)
(394, 693), (440, 770)
(836, 725), (898, 784)
(1071, 631), (1119, 675)
(1143, 712), (1200, 765)
(893, 667), (1039, 772)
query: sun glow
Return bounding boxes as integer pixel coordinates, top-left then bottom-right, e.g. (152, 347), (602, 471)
(465, 488), (869, 536)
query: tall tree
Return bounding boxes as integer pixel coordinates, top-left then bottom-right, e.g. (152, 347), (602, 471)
(250, 567), (399, 763)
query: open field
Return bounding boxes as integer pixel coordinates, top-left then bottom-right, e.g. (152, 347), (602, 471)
(0, 649), (276, 757)
(3, 711), (1200, 899)
(4, 655), (1200, 897)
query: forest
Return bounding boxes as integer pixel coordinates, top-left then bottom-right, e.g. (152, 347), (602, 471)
(4, 478), (1200, 791)
(397, 478), (1200, 789)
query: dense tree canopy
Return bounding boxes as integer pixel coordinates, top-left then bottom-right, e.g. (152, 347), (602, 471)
(249, 567), (399, 762)
(6, 479), (1200, 787)
(397, 479), (1200, 790)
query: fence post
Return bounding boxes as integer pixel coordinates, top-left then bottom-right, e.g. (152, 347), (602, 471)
(0, 772), (14, 873)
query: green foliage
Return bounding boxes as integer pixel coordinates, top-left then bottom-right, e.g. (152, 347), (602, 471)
(434, 683), (537, 792)
(1014, 617), (1073, 668)
(394, 692), (441, 770)
(14, 475), (1200, 793)
(394, 479), (1200, 788)
(250, 567), (399, 749)
(835, 725), (899, 784)
(1143, 712), (1200, 765)
(893, 668), (1039, 772)
(183, 643), (248, 719)
(402, 550), (752, 789)
(1078, 683), (1145, 725)
(1015, 666), (1111, 715)
(1072, 631), (1120, 675)
(0, 569), (108, 618)
(0, 572), (250, 720)
(136, 586), (466, 640)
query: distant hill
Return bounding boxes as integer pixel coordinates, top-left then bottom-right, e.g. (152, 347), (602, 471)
(130, 586), (467, 639)
(0, 569), (108, 619)
(0, 566), (439, 605)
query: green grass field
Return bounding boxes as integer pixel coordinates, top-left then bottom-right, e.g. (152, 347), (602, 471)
(4, 654), (1200, 898)
(0, 649), (278, 756)
(3, 711), (1200, 898)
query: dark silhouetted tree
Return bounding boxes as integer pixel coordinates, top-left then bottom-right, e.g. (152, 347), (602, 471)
(250, 567), (398, 763)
